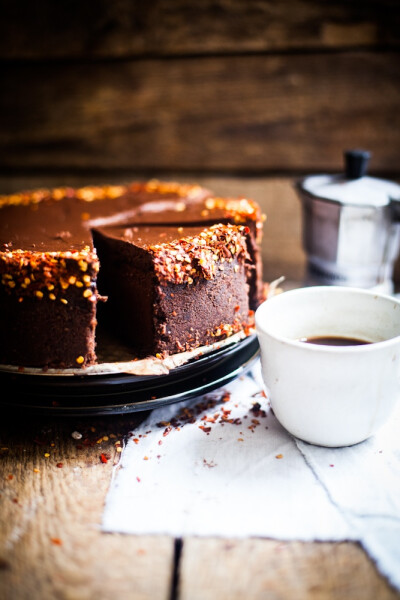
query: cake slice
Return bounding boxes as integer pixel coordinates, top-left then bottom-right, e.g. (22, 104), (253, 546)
(129, 194), (265, 310)
(92, 223), (253, 358)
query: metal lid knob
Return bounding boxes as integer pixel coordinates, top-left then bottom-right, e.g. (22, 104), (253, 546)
(344, 149), (371, 179)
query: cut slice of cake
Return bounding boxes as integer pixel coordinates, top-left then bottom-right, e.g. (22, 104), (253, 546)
(92, 223), (253, 358)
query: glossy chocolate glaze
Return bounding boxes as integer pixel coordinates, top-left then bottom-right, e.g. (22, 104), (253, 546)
(95, 224), (222, 248)
(0, 181), (214, 253)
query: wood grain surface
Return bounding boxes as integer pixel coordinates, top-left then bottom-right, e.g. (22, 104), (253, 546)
(0, 0), (398, 60)
(1, 409), (399, 600)
(179, 538), (400, 600)
(0, 411), (174, 600)
(2, 52), (399, 173)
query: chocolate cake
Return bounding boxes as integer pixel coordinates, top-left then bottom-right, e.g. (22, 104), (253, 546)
(0, 180), (265, 369)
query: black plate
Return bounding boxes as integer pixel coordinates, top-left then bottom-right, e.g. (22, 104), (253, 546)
(1, 335), (260, 416)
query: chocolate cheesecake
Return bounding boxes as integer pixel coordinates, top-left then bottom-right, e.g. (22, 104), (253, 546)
(0, 180), (265, 369)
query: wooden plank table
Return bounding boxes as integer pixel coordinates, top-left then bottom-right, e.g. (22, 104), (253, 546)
(1, 391), (399, 599)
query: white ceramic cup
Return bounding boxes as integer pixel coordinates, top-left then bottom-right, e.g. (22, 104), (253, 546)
(255, 286), (400, 447)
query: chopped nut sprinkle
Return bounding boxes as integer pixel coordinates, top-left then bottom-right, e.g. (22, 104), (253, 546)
(0, 248), (98, 301)
(148, 224), (249, 285)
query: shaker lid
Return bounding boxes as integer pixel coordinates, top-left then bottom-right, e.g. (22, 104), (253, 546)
(300, 150), (400, 208)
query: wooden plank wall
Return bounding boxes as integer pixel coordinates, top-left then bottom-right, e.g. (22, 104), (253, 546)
(1, 0), (400, 283)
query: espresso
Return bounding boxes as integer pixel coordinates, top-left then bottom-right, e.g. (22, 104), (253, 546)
(300, 335), (371, 346)
(300, 336), (371, 347)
